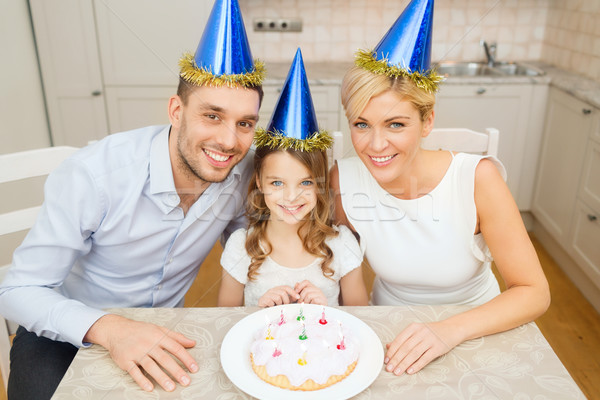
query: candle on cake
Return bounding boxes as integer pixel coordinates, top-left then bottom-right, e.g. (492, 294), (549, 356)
(319, 306), (328, 325)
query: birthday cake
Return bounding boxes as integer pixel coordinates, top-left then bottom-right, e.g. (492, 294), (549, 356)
(249, 307), (359, 391)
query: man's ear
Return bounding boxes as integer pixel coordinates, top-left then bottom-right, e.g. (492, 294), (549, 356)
(168, 95), (183, 128)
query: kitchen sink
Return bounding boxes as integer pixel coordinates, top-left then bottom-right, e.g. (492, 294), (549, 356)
(435, 62), (501, 77)
(492, 62), (546, 76)
(434, 61), (545, 77)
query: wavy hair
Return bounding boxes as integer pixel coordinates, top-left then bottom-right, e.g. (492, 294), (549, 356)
(245, 146), (338, 281)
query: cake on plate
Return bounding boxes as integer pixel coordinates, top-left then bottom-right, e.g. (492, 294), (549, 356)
(249, 306), (359, 391)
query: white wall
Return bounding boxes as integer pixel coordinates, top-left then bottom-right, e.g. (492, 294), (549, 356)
(0, 0), (50, 154)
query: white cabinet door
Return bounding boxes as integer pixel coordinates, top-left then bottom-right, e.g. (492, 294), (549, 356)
(435, 84), (536, 210)
(532, 88), (595, 246)
(570, 200), (600, 289)
(579, 140), (600, 214)
(30, 0), (108, 147)
(104, 87), (175, 133)
(93, 0), (213, 86)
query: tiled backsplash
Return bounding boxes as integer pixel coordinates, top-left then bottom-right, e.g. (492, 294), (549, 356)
(240, 0), (600, 83)
(543, 0), (600, 82)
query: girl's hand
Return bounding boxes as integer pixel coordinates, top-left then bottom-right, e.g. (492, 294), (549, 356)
(384, 321), (461, 376)
(295, 280), (328, 305)
(258, 286), (300, 307)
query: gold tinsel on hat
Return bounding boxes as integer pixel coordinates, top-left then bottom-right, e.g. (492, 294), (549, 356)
(254, 128), (333, 152)
(179, 53), (265, 87)
(355, 49), (443, 93)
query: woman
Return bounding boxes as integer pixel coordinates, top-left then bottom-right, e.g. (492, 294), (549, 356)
(330, 0), (550, 377)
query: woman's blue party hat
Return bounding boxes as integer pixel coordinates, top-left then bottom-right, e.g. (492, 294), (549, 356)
(355, 0), (442, 92)
(179, 0), (264, 87)
(254, 49), (332, 151)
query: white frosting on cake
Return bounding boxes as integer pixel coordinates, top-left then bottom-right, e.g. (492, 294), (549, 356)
(250, 310), (359, 387)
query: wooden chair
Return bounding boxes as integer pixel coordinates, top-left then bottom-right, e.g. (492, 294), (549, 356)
(0, 146), (79, 389)
(330, 127), (499, 162)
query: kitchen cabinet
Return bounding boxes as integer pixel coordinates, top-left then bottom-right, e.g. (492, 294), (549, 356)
(30, 0), (346, 141)
(29, 0), (108, 147)
(434, 83), (548, 211)
(532, 87), (600, 294)
(30, 0), (213, 141)
(532, 88), (596, 245)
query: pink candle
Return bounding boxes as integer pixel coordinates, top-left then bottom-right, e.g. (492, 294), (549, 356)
(319, 306), (327, 325)
(278, 309), (286, 326)
(272, 342), (282, 357)
(337, 321), (346, 350)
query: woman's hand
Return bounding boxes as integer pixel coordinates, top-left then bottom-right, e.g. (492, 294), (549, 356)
(384, 321), (461, 375)
(258, 285), (300, 307)
(295, 280), (328, 305)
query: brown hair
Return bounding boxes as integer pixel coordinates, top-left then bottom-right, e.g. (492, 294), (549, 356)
(245, 146), (338, 281)
(176, 76), (264, 106)
(341, 66), (435, 124)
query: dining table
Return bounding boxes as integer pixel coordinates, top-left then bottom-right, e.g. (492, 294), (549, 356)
(52, 305), (585, 399)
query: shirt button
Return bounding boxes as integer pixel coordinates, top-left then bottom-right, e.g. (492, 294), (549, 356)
(168, 258), (173, 264)
(157, 284), (163, 290)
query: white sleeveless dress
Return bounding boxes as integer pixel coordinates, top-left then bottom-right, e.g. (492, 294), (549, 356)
(337, 153), (506, 306)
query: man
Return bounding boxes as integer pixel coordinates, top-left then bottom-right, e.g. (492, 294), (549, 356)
(0, 0), (263, 398)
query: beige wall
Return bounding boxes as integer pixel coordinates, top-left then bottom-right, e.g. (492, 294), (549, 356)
(241, 0), (548, 64)
(241, 0), (600, 83)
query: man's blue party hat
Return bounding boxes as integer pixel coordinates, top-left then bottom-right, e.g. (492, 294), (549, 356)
(355, 0), (442, 92)
(179, 0), (264, 87)
(254, 49), (332, 151)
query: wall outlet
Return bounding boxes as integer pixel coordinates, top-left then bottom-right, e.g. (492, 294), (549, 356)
(253, 18), (302, 32)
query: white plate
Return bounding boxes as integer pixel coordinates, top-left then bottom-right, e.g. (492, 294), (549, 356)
(220, 304), (383, 400)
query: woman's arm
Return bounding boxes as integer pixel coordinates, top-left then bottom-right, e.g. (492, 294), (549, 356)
(384, 159), (550, 376)
(446, 158), (550, 339)
(216, 270), (245, 306)
(339, 267), (369, 305)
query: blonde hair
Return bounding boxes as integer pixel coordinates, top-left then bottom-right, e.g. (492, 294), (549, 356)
(341, 66), (436, 124)
(245, 147), (338, 281)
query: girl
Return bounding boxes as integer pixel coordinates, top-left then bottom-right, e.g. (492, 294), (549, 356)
(217, 49), (368, 308)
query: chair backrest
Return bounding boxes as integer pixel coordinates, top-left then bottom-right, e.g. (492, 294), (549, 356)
(421, 127), (499, 157)
(328, 131), (345, 168)
(0, 145), (79, 389)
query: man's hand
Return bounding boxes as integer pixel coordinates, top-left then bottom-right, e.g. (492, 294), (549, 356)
(258, 285), (300, 307)
(85, 314), (198, 392)
(295, 280), (327, 305)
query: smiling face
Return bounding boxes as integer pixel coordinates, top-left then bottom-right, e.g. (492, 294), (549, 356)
(257, 151), (318, 226)
(168, 84), (260, 187)
(350, 90), (434, 185)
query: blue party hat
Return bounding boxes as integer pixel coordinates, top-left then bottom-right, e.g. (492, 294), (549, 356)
(254, 49), (332, 151)
(355, 0), (442, 92)
(179, 0), (264, 87)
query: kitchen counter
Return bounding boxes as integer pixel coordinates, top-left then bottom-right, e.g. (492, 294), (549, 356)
(263, 60), (600, 109)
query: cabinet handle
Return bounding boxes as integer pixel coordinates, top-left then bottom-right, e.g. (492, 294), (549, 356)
(91, 90), (102, 96)
(476, 88), (486, 95)
(582, 109), (592, 115)
(588, 214), (598, 222)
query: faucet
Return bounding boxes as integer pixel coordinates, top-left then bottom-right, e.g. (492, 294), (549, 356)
(481, 40), (497, 67)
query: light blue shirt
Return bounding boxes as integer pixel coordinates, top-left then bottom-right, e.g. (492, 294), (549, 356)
(0, 125), (252, 346)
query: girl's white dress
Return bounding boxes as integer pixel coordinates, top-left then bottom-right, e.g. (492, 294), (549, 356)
(220, 225), (362, 306)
